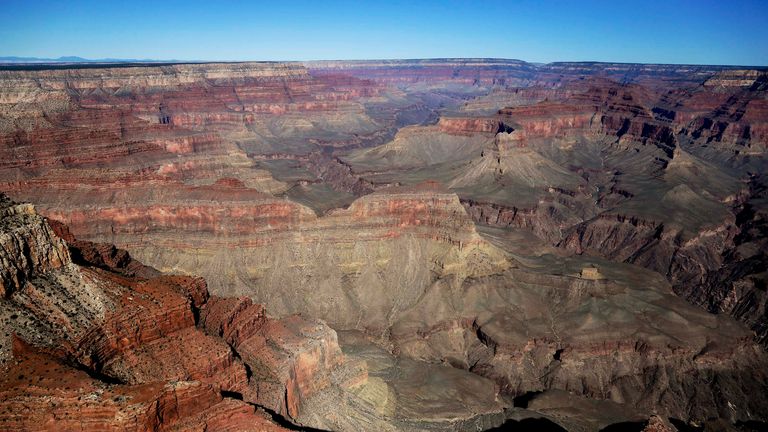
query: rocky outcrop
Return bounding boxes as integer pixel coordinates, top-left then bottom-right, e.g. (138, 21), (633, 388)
(0, 195), (295, 430)
(641, 416), (676, 432)
(437, 116), (504, 135)
(0, 195), (523, 431)
(47, 218), (159, 278)
(304, 152), (376, 195)
(342, 124), (493, 170)
(199, 295), (344, 420)
(0, 197), (69, 296)
(461, 198), (579, 243)
(0, 341), (287, 431)
(703, 69), (768, 89)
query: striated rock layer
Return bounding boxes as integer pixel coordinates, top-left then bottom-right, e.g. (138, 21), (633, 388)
(344, 71), (768, 347)
(0, 195), (521, 431)
(1, 60), (768, 430)
(0, 195), (293, 430)
(38, 181), (509, 333)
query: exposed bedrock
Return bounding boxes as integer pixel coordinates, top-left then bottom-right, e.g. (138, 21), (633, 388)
(0, 194), (297, 430)
(0, 194), (520, 431)
(387, 262), (768, 424)
(418, 75), (768, 345)
(305, 59), (749, 90)
(461, 198), (577, 243)
(37, 182), (509, 333)
(14, 189), (746, 427)
(556, 181), (768, 345)
(0, 197), (69, 297)
(198, 295), (344, 420)
(437, 116), (506, 135)
(1, 61), (768, 430)
(37, 173), (760, 426)
(1, 344), (289, 432)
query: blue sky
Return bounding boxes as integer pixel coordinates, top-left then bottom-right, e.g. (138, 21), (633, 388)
(1, 0), (766, 65)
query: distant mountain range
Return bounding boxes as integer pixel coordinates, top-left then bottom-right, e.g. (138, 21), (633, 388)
(0, 56), (179, 63)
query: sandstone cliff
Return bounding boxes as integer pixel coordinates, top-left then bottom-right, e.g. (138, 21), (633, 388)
(0, 195), (524, 431)
(2, 60), (768, 430)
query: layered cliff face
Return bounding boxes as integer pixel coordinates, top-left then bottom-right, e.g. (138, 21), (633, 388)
(0, 195), (294, 431)
(344, 71), (768, 347)
(0, 195), (526, 431)
(305, 59), (538, 88)
(0, 60), (508, 224)
(37, 181), (509, 332)
(197, 297), (511, 432)
(5, 194), (767, 431)
(389, 226), (768, 423)
(0, 61), (390, 200)
(0, 196), (69, 298)
(305, 59), (749, 91)
(0, 195), (330, 430)
(2, 60), (768, 430)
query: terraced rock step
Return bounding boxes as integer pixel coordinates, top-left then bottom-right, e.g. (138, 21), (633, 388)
(1, 59), (767, 430)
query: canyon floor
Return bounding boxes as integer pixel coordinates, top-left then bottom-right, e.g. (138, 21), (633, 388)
(0, 59), (767, 431)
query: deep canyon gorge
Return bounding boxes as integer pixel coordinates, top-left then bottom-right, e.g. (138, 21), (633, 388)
(0, 59), (766, 431)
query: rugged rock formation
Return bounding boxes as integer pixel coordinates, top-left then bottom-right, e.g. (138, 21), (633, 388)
(0, 195), (529, 431)
(2, 60), (768, 430)
(344, 72), (768, 346)
(305, 59), (748, 90)
(199, 295), (344, 419)
(385, 226), (768, 424)
(0, 194), (296, 430)
(305, 59), (538, 89)
(437, 116), (505, 135)
(6, 191), (765, 430)
(0, 196), (69, 297)
(39, 181), (508, 333)
(1, 340), (288, 432)
(343, 123), (493, 172)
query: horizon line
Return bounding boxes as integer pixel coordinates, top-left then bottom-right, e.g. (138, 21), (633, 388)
(1, 55), (767, 69)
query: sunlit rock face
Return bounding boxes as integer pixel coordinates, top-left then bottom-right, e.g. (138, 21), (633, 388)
(0, 195), (290, 431)
(344, 70), (768, 347)
(0, 195), (517, 431)
(1, 60), (767, 430)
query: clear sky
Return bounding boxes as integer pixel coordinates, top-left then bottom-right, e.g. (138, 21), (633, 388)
(1, 0), (766, 65)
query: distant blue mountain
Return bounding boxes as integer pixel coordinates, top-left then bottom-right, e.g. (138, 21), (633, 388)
(0, 56), (181, 63)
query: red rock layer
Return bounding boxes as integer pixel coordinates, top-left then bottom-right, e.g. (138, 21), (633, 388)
(0, 195), (352, 430)
(307, 60), (751, 91)
(0, 61), (381, 155)
(0, 339), (285, 431)
(437, 116), (503, 135)
(199, 295), (344, 419)
(306, 59), (538, 87)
